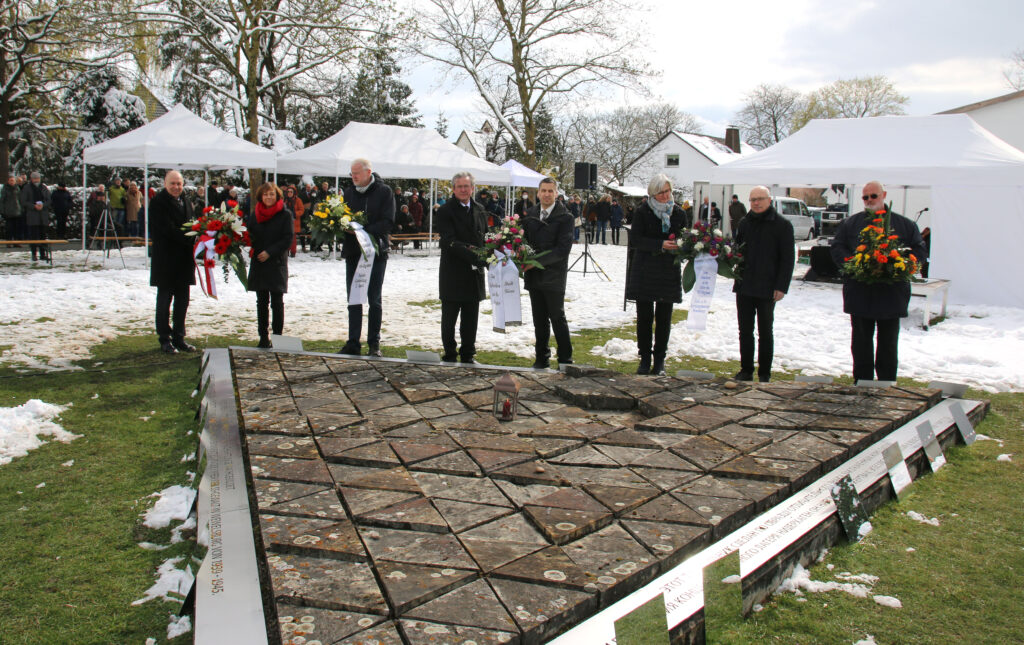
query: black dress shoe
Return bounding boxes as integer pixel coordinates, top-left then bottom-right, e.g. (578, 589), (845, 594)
(257, 337), (272, 349)
(367, 345), (383, 358)
(160, 342), (178, 354)
(441, 354), (458, 363)
(172, 340), (196, 352)
(531, 358), (550, 370)
(459, 357), (479, 365)
(637, 355), (652, 375)
(733, 370), (753, 382)
(338, 342), (361, 355)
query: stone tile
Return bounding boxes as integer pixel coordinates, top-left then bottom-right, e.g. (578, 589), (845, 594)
(808, 414), (892, 435)
(637, 391), (695, 417)
(360, 526), (478, 570)
(671, 475), (750, 501)
(236, 379), (290, 401)
(433, 499), (514, 533)
(358, 497), (449, 533)
(631, 450), (699, 472)
(548, 445), (619, 467)
(459, 514), (549, 571)
(620, 520), (710, 563)
(713, 455), (819, 489)
(336, 621), (404, 644)
(413, 396), (469, 420)
(414, 474), (512, 507)
(411, 450), (483, 477)
(266, 552), (386, 614)
(519, 437), (585, 459)
(491, 545), (599, 592)
(251, 455), (333, 485)
(555, 465), (653, 489)
(672, 492), (756, 538)
(592, 429), (663, 449)
(376, 561), (476, 614)
(360, 404), (423, 430)
(583, 484), (661, 516)
(752, 433), (849, 470)
(260, 514), (366, 560)
(492, 480), (563, 507)
(266, 489), (349, 521)
(492, 460), (568, 486)
(399, 619), (518, 644)
(277, 606), (385, 645)
(757, 384), (814, 400)
(468, 449), (535, 473)
(633, 413), (698, 434)
(431, 411), (505, 433)
(705, 424), (774, 453)
(552, 377), (635, 410)
(529, 488), (608, 513)
(338, 487), (418, 517)
(670, 405), (734, 433)
(721, 478), (789, 513)
(538, 405), (593, 421)
(670, 434), (743, 471)
(254, 479), (329, 510)
(306, 412), (367, 434)
(449, 430), (537, 453)
(623, 494), (710, 528)
(456, 389), (494, 411)
(403, 579), (518, 634)
(809, 429), (877, 452)
(444, 375), (497, 394)
(564, 422), (619, 440)
(629, 466), (703, 491)
(322, 440), (401, 468)
(329, 465), (422, 493)
(512, 422), (586, 440)
(523, 505), (613, 544)
(388, 439), (457, 466)
(591, 445), (659, 467)
(399, 387), (454, 405)
(490, 578), (596, 642)
(242, 414), (312, 436)
(316, 435), (380, 459)
(560, 524), (659, 599)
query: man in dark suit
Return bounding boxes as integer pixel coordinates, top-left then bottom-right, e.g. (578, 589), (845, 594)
(831, 181), (926, 381)
(436, 172), (489, 363)
(339, 158), (394, 357)
(149, 170), (197, 354)
(522, 177), (574, 369)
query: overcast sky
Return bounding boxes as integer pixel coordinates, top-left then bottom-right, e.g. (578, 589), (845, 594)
(399, 0), (1024, 140)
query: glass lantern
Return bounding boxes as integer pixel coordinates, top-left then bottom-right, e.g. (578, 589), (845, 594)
(492, 372), (521, 422)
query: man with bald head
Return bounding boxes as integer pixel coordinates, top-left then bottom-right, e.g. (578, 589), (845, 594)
(732, 186), (794, 382)
(149, 170), (197, 354)
(831, 181), (926, 382)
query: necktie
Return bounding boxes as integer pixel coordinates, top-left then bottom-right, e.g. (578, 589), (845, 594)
(541, 209), (548, 221)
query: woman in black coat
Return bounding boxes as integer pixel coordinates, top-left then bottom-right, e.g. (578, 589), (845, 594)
(625, 174), (685, 375)
(246, 182), (294, 348)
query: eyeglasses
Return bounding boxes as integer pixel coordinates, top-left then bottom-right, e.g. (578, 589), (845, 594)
(655, 189), (672, 196)
(862, 193), (880, 200)
(750, 197), (769, 202)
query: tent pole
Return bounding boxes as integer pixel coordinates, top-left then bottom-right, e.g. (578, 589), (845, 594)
(428, 178), (436, 257)
(901, 186), (908, 218)
(204, 169), (209, 206)
(144, 164), (150, 270)
(82, 164), (88, 251)
(335, 176), (339, 193)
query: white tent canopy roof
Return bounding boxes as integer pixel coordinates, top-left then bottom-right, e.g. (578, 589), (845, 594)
(83, 103), (276, 170)
(276, 122), (512, 184)
(500, 159), (546, 187)
(711, 114), (1024, 187)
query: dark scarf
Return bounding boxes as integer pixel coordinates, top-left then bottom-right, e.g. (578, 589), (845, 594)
(30, 182), (44, 203)
(255, 199), (284, 223)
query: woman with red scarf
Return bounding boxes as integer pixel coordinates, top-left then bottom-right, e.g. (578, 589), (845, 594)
(247, 182), (294, 348)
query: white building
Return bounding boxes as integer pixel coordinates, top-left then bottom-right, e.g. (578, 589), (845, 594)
(938, 89), (1024, 153)
(624, 128), (755, 200)
(454, 120), (513, 163)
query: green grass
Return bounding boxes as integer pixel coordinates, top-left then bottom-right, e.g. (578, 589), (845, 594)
(0, 327), (1021, 644)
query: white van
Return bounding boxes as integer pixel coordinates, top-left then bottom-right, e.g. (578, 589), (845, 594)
(772, 197), (816, 240)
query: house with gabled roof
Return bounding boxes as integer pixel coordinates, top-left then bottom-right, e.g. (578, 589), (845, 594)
(623, 128), (755, 198)
(938, 88), (1024, 153)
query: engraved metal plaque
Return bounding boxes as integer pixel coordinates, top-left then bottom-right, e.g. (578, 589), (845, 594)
(882, 442), (912, 499)
(916, 420), (946, 471)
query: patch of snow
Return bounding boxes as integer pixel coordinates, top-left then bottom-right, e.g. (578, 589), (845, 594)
(3, 247), (1024, 391)
(873, 595), (902, 608)
(35, 482), (45, 488)
(853, 635), (878, 645)
(62, 459), (74, 467)
(997, 453), (1013, 462)
(167, 613), (192, 639)
(775, 564), (889, 603)
(0, 400), (77, 466)
(905, 511), (940, 526)
(721, 574), (741, 584)
(146, 638), (157, 645)
(906, 547), (916, 552)
(131, 557), (193, 606)
(180, 451), (195, 463)
(857, 521), (873, 538)
(91, 393), (99, 399)
(143, 485), (197, 529)
(138, 542), (169, 551)
(752, 603), (764, 612)
(170, 515), (197, 544)
(835, 572), (879, 585)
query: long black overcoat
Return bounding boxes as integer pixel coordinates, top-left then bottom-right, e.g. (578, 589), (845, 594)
(342, 175), (394, 261)
(733, 206), (795, 299)
(149, 189), (196, 288)
(246, 205), (294, 293)
(625, 201), (685, 303)
(436, 199), (487, 302)
(831, 208), (926, 319)
(522, 202), (573, 294)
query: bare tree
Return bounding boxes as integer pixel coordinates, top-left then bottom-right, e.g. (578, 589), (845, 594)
(733, 83), (801, 149)
(639, 102), (703, 142)
(1005, 47), (1024, 91)
(415, 0), (650, 169)
(0, 0), (116, 178)
(792, 75), (907, 131)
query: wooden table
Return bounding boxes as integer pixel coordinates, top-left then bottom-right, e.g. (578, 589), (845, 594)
(910, 279), (951, 329)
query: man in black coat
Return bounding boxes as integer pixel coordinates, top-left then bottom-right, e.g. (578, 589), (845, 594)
(339, 158), (394, 357)
(831, 181), (926, 382)
(733, 186), (795, 382)
(149, 170), (197, 354)
(436, 172), (489, 363)
(728, 194), (746, 234)
(523, 177), (574, 369)
(20, 172), (52, 261)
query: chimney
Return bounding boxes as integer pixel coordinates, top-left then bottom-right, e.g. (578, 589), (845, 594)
(725, 126), (741, 153)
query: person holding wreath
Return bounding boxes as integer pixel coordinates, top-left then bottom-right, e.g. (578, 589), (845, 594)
(626, 174), (685, 375)
(247, 182), (294, 349)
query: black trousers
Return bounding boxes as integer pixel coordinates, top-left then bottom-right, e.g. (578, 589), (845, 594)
(636, 300), (673, 357)
(736, 293), (776, 379)
(28, 224), (48, 259)
(441, 300), (479, 361)
(156, 285), (190, 343)
(256, 291), (284, 338)
(529, 288), (572, 363)
(345, 252), (387, 347)
(850, 315), (900, 381)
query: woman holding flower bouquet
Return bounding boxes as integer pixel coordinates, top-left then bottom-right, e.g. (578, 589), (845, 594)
(247, 182), (295, 349)
(626, 174), (686, 375)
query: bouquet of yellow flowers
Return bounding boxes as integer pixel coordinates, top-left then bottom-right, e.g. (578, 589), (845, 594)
(841, 209), (921, 284)
(309, 194), (366, 248)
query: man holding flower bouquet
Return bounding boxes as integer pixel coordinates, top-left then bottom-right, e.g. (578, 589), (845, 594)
(149, 170), (197, 354)
(436, 172), (489, 363)
(831, 181), (926, 382)
(339, 158), (394, 357)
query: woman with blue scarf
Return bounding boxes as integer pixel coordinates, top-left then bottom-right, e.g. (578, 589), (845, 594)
(625, 174), (685, 375)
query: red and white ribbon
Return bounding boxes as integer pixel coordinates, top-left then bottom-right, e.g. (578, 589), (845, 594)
(194, 234), (218, 299)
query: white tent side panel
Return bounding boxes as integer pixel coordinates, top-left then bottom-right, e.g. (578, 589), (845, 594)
(930, 185), (1024, 308)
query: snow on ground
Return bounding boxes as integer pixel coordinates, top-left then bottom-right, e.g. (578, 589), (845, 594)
(3, 244), (1024, 391)
(0, 399), (77, 466)
(775, 564), (901, 610)
(143, 485), (197, 530)
(131, 557), (193, 606)
(996, 453), (1013, 462)
(905, 511), (940, 526)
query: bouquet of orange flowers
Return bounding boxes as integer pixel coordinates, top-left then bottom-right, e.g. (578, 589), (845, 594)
(841, 209), (920, 284)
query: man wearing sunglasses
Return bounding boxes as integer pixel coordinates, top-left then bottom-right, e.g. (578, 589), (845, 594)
(831, 181), (926, 382)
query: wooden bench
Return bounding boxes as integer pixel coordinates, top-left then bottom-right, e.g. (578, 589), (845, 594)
(0, 239), (69, 265)
(910, 278), (951, 330)
(390, 232), (439, 253)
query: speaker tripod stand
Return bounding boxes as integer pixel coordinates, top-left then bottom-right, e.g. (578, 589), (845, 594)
(84, 204), (127, 268)
(567, 232), (609, 280)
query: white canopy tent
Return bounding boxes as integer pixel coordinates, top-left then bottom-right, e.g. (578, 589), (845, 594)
(711, 114), (1024, 307)
(500, 159), (545, 187)
(83, 104), (277, 261)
